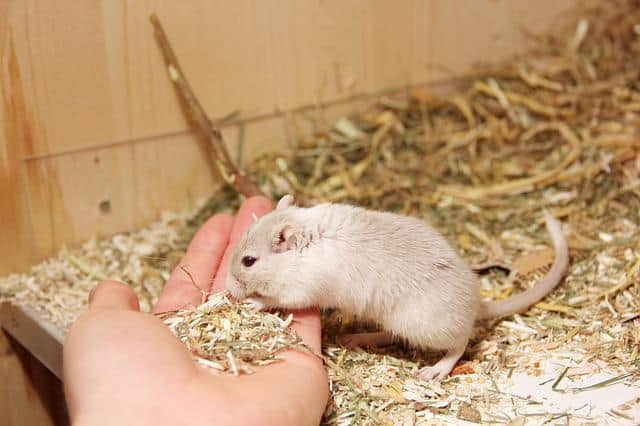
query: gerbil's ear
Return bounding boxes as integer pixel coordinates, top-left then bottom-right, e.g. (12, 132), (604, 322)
(276, 194), (294, 210)
(272, 224), (299, 253)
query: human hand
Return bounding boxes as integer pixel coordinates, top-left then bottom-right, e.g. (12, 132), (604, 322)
(63, 196), (329, 426)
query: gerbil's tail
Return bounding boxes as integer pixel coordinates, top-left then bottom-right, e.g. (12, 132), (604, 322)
(477, 211), (569, 320)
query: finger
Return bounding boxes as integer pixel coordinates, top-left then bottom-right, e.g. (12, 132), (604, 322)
(224, 358), (329, 426)
(228, 308), (328, 425)
(275, 307), (324, 369)
(154, 213), (233, 314)
(211, 196), (274, 293)
(88, 281), (140, 311)
(287, 308), (322, 353)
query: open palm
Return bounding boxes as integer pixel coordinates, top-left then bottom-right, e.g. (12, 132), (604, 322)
(63, 196), (329, 426)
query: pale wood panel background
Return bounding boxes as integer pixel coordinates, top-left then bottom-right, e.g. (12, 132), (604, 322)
(1, 0), (573, 277)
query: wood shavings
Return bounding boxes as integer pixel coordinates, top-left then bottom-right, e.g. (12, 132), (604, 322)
(456, 402), (482, 423)
(161, 291), (304, 375)
(0, 203), (211, 331)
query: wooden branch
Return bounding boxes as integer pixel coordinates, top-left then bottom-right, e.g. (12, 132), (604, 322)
(149, 14), (264, 198)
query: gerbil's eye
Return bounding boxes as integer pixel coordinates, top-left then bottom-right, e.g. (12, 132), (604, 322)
(242, 256), (257, 267)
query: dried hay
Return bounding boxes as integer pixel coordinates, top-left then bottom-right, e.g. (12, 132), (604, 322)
(2, 0), (640, 424)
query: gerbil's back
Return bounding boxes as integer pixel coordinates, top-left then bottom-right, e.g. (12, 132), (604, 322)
(318, 203), (467, 273)
(307, 204), (481, 331)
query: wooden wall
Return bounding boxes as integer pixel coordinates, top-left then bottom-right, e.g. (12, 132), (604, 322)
(1, 0), (573, 276)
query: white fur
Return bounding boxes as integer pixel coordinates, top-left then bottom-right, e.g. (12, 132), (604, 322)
(226, 195), (569, 379)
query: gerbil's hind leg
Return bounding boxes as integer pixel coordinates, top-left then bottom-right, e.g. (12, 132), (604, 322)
(418, 344), (466, 381)
(338, 332), (394, 349)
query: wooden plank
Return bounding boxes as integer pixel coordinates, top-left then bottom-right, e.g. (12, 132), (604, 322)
(0, 324), (68, 426)
(420, 0), (571, 82)
(0, 303), (69, 425)
(23, 131), (215, 258)
(0, 0), (38, 276)
(0, 303), (64, 379)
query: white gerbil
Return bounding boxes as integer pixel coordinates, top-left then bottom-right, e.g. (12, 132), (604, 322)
(226, 195), (569, 380)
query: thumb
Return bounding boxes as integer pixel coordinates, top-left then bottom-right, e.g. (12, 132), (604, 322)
(88, 280), (140, 311)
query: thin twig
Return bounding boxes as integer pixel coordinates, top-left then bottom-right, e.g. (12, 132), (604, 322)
(149, 13), (264, 198)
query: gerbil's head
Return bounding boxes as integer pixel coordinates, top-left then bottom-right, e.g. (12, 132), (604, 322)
(226, 195), (317, 309)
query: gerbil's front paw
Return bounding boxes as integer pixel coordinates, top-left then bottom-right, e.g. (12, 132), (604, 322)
(245, 297), (266, 311)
